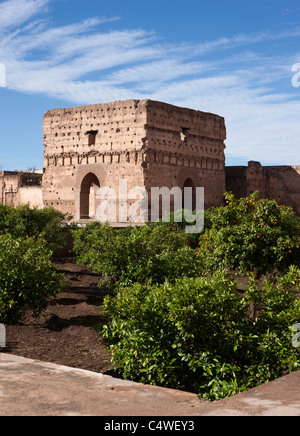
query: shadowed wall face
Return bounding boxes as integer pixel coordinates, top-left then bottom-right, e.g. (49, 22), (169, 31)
(79, 173), (100, 219)
(226, 162), (300, 216)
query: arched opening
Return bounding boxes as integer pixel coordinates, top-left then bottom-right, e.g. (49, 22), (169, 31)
(183, 178), (196, 211)
(80, 173), (100, 219)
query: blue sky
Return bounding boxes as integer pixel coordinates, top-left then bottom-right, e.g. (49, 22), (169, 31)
(0, 0), (299, 170)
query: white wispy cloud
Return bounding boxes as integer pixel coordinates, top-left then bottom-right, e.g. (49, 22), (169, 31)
(0, 0), (299, 165)
(0, 0), (49, 30)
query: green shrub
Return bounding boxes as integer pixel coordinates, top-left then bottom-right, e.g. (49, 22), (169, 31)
(0, 234), (66, 324)
(0, 203), (70, 251)
(101, 268), (300, 400)
(73, 221), (202, 287)
(161, 209), (205, 247)
(198, 192), (300, 278)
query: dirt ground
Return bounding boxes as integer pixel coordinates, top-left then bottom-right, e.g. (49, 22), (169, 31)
(2, 257), (114, 375)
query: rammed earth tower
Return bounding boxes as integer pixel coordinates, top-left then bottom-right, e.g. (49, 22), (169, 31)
(42, 99), (226, 222)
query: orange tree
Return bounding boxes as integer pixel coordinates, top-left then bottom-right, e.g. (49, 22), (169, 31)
(199, 192), (300, 278)
(0, 234), (66, 324)
(0, 203), (70, 252)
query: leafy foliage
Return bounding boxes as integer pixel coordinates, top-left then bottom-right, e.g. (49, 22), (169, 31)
(73, 221), (202, 287)
(0, 203), (70, 251)
(0, 234), (66, 324)
(74, 193), (300, 400)
(198, 192), (300, 277)
(101, 267), (300, 400)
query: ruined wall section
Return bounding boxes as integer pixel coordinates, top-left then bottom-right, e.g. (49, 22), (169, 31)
(143, 100), (226, 209)
(0, 171), (43, 208)
(43, 100), (148, 217)
(225, 166), (247, 198)
(247, 162), (300, 216)
(43, 99), (227, 220)
(0, 171), (19, 206)
(226, 162), (300, 217)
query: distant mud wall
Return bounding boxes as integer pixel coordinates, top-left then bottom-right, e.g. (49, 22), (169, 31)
(226, 161), (300, 216)
(0, 171), (43, 208)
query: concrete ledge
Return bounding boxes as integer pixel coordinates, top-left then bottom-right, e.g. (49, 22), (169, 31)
(0, 353), (300, 416)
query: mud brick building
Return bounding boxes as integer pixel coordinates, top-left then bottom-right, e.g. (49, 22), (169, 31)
(2, 99), (297, 220)
(42, 99), (226, 220)
(226, 161), (300, 216)
(0, 170), (43, 208)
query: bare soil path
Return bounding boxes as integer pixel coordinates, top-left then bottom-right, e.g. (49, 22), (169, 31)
(3, 257), (114, 375)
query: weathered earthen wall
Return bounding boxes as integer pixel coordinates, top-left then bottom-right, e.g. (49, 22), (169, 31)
(143, 101), (226, 210)
(0, 171), (19, 206)
(226, 161), (300, 216)
(19, 186), (43, 208)
(43, 100), (148, 219)
(43, 99), (227, 220)
(0, 171), (43, 208)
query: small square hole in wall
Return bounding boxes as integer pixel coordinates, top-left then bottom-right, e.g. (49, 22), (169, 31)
(180, 127), (190, 142)
(86, 130), (98, 146)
